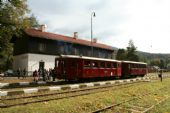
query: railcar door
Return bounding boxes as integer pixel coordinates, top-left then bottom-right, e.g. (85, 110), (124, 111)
(91, 61), (99, 77)
(121, 62), (130, 78)
(55, 58), (61, 79)
(117, 62), (121, 76)
(83, 60), (91, 78)
(68, 59), (79, 80)
(58, 59), (67, 79)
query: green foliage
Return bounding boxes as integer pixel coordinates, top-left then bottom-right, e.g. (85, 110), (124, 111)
(116, 40), (170, 68)
(116, 49), (126, 60)
(116, 40), (139, 62)
(126, 40), (139, 61)
(138, 51), (170, 68)
(150, 59), (161, 66)
(0, 0), (39, 71)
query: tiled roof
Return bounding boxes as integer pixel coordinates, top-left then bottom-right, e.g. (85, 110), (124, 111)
(25, 29), (114, 51)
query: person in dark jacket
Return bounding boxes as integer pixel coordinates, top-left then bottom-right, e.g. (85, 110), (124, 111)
(52, 69), (56, 81)
(33, 70), (38, 82)
(158, 70), (163, 82)
(17, 68), (21, 79)
(23, 68), (26, 79)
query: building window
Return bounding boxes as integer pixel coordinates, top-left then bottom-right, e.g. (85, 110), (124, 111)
(39, 43), (46, 52)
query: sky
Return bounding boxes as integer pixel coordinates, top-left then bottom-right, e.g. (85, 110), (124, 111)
(27, 0), (170, 53)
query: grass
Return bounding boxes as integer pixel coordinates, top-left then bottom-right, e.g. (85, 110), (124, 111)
(1, 73), (170, 113)
(149, 95), (170, 113)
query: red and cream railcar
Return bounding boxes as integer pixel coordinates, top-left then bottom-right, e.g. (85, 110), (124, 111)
(121, 61), (147, 78)
(55, 55), (122, 80)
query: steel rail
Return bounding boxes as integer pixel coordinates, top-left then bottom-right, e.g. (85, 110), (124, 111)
(0, 81), (148, 108)
(91, 84), (170, 113)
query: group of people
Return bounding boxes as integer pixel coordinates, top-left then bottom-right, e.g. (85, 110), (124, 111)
(17, 68), (27, 79)
(33, 68), (56, 82)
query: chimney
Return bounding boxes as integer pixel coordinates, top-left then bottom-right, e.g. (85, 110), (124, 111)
(93, 38), (97, 43)
(39, 24), (46, 32)
(73, 32), (78, 39)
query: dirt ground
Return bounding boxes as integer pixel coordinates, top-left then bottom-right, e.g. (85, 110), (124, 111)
(0, 77), (33, 83)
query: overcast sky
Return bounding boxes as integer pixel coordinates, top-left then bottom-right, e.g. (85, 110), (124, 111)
(28, 0), (170, 53)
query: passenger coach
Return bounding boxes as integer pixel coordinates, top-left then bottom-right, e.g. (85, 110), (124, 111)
(55, 55), (122, 80)
(121, 61), (147, 78)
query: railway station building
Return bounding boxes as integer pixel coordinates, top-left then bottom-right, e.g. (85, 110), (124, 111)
(11, 26), (115, 73)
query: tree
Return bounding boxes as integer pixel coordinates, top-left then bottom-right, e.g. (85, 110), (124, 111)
(150, 59), (160, 66)
(159, 59), (165, 69)
(116, 49), (126, 60)
(126, 40), (139, 61)
(23, 14), (39, 28)
(0, 0), (39, 71)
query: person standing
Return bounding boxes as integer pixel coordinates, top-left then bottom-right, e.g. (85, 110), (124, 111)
(42, 69), (46, 81)
(17, 68), (21, 79)
(33, 70), (38, 82)
(52, 69), (56, 81)
(49, 69), (52, 81)
(23, 68), (26, 79)
(158, 70), (163, 82)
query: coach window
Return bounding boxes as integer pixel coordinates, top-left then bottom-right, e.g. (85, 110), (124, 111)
(133, 64), (135, 68)
(60, 60), (66, 68)
(143, 64), (146, 68)
(137, 64), (139, 68)
(112, 62), (117, 68)
(138, 64), (140, 68)
(142, 64), (144, 68)
(141, 64), (143, 68)
(84, 60), (91, 68)
(92, 61), (98, 68)
(117, 63), (120, 68)
(128, 64), (131, 69)
(106, 62), (111, 68)
(100, 62), (105, 68)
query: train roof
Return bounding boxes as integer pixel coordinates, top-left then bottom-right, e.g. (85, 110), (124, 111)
(55, 55), (147, 65)
(121, 60), (147, 65)
(55, 55), (121, 62)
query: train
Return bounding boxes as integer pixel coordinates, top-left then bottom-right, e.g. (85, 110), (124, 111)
(54, 55), (147, 80)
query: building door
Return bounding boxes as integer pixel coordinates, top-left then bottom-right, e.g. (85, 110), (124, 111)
(39, 61), (45, 78)
(39, 61), (45, 70)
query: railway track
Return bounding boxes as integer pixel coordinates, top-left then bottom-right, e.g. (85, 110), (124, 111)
(0, 80), (149, 108)
(91, 84), (170, 113)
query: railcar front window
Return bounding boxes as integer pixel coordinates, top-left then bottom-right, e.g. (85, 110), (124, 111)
(60, 60), (66, 68)
(55, 60), (59, 68)
(128, 64), (131, 69)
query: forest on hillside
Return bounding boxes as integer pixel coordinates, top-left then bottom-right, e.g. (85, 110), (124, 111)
(137, 51), (170, 69)
(115, 40), (170, 69)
